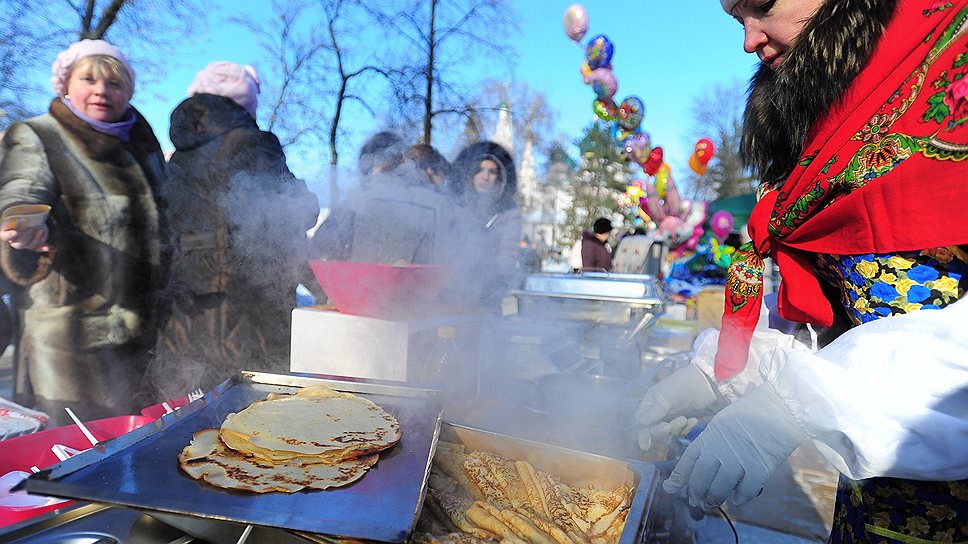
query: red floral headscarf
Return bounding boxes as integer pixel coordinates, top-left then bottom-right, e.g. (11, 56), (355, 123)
(716, 0), (968, 380)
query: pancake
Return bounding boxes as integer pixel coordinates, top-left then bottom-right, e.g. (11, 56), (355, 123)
(179, 429), (378, 493)
(219, 393), (401, 464)
(180, 385), (401, 493)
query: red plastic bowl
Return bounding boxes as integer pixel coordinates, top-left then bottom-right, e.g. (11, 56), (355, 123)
(309, 261), (451, 319)
(0, 414), (152, 527)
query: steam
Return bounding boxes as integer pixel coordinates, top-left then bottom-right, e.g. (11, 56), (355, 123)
(145, 138), (320, 402)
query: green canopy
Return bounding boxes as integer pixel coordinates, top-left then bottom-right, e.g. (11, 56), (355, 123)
(707, 192), (757, 229)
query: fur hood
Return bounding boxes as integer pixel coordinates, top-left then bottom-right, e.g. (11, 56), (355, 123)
(742, 0), (899, 186)
(169, 93), (257, 152)
(449, 141), (518, 220)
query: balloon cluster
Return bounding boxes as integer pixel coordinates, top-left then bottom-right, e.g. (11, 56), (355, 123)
(565, 5), (716, 252)
(565, 6), (652, 171)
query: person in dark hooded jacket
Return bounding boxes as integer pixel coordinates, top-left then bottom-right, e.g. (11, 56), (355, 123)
(149, 62), (319, 401)
(447, 141), (522, 308)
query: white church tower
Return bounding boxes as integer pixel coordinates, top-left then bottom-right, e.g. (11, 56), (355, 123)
(493, 102), (514, 156)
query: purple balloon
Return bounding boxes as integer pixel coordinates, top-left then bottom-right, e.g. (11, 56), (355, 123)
(623, 132), (651, 166)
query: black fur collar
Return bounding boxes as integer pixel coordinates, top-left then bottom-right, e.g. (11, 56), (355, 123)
(742, 0), (899, 186)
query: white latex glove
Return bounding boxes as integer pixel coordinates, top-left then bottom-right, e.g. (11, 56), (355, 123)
(634, 363), (718, 452)
(663, 384), (806, 508)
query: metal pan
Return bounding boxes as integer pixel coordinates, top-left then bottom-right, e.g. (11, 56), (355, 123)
(439, 422), (660, 544)
(16, 372), (444, 543)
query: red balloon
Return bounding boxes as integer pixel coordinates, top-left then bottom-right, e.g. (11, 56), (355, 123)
(642, 146), (663, 176)
(694, 137), (716, 166)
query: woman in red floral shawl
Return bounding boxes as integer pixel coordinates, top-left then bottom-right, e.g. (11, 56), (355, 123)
(635, 1), (968, 543)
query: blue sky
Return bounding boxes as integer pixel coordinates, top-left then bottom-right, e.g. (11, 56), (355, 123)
(129, 1), (758, 191)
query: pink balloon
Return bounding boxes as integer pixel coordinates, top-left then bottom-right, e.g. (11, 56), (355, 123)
(644, 182), (666, 222)
(663, 176), (681, 217)
(659, 216), (686, 245)
(563, 4), (589, 43)
(588, 67), (617, 99)
(710, 210), (735, 241)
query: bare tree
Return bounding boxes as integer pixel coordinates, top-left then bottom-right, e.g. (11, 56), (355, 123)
(233, 1), (330, 150)
(477, 80), (557, 157)
(684, 80), (755, 201)
(367, 0), (518, 146)
(0, 0), (203, 129)
(318, 0), (393, 167)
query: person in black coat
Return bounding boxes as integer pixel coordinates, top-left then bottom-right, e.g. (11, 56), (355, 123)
(581, 217), (613, 272)
(149, 61), (319, 401)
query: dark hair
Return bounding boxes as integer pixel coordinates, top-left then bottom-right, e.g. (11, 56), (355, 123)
(593, 217), (613, 234)
(407, 144), (450, 177)
(358, 131), (406, 176)
(448, 141), (517, 214)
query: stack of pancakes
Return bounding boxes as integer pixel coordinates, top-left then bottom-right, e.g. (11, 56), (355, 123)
(414, 442), (631, 544)
(178, 385), (401, 493)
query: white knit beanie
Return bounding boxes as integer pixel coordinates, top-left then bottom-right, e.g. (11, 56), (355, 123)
(187, 61), (261, 118)
(721, 0), (741, 13)
(51, 40), (135, 97)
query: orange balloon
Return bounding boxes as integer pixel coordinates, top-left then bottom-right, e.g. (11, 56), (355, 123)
(637, 208), (651, 223)
(689, 153), (708, 176)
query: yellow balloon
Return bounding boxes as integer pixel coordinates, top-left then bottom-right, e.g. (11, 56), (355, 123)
(655, 163), (670, 200)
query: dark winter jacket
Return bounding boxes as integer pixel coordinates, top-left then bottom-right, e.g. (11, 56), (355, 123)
(447, 141), (522, 307)
(150, 94), (319, 400)
(580, 230), (612, 272)
(0, 98), (167, 424)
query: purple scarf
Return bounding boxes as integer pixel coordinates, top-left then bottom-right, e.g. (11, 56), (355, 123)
(60, 97), (136, 142)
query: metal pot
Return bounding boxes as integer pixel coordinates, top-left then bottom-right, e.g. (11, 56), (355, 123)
(529, 373), (643, 420)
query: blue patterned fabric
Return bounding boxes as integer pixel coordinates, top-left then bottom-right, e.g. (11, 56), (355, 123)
(815, 248), (968, 543)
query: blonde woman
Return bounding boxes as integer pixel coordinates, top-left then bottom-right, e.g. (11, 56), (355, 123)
(0, 40), (167, 425)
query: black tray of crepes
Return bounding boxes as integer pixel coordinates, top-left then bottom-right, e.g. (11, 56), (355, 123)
(16, 371), (443, 543)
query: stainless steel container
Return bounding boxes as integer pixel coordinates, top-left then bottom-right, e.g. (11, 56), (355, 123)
(435, 422), (661, 544)
(513, 273), (664, 334)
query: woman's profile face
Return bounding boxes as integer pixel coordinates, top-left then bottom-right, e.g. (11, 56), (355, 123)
(472, 159), (501, 193)
(731, 0), (826, 70)
(65, 64), (131, 123)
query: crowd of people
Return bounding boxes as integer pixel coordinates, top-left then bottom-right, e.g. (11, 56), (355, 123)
(0, 39), (530, 425)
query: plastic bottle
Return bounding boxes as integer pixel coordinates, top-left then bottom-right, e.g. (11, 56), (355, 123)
(425, 326), (462, 389)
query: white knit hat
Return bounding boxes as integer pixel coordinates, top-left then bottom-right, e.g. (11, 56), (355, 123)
(51, 40), (135, 97)
(187, 61), (261, 118)
(721, 0), (741, 13)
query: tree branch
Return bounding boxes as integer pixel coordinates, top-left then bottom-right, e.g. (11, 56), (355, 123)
(88, 0), (127, 39)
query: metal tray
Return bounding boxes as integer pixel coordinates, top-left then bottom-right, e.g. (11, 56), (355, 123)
(521, 273), (664, 301)
(17, 371), (444, 543)
(439, 422), (660, 544)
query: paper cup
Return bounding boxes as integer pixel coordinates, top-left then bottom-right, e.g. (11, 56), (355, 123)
(1, 204), (51, 231)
